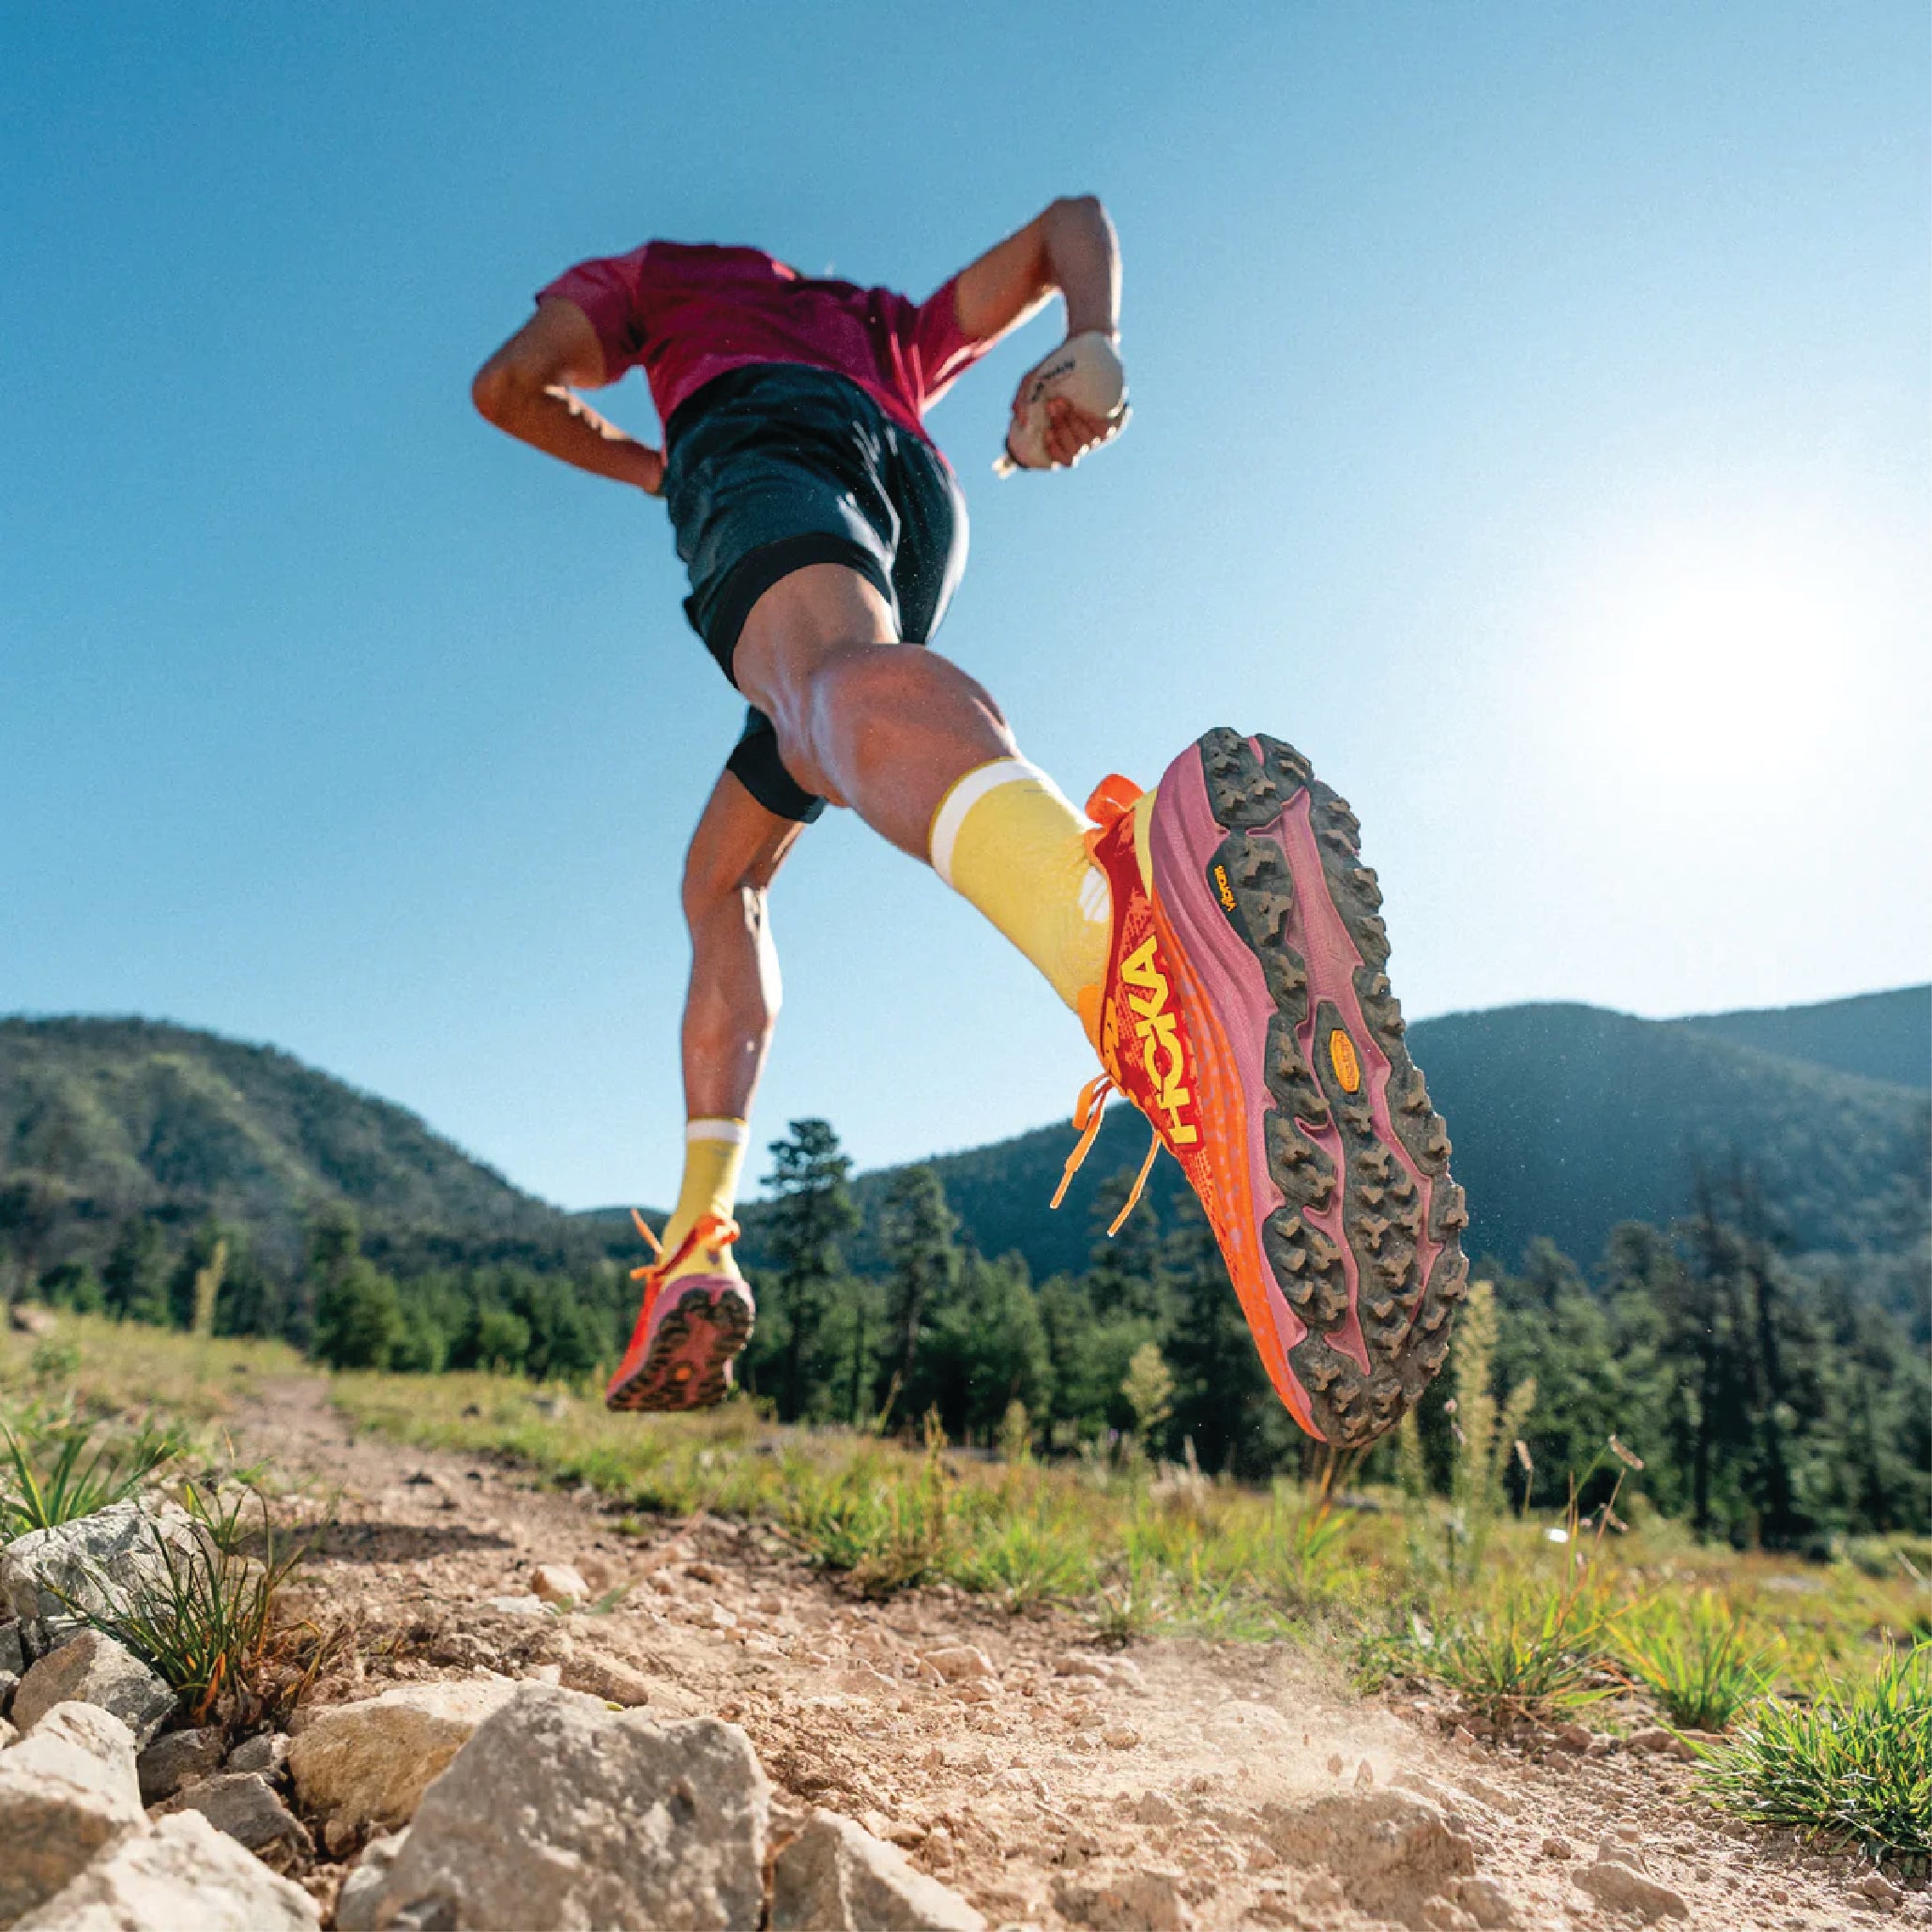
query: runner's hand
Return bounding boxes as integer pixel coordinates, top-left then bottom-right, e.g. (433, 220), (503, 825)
(1032, 395), (1121, 468)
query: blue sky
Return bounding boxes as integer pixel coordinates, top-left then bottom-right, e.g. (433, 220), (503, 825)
(4, 4), (1926, 1210)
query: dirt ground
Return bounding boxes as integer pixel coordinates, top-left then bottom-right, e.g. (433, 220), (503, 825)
(238, 1375), (1917, 1932)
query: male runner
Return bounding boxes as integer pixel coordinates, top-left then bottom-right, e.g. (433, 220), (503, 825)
(472, 196), (1468, 1448)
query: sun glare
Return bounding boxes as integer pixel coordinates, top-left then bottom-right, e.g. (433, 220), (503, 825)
(1565, 516), (1887, 792)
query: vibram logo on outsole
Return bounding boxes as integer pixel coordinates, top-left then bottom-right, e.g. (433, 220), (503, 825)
(1212, 863), (1237, 912)
(1329, 1028), (1362, 1094)
(1120, 936), (1201, 1146)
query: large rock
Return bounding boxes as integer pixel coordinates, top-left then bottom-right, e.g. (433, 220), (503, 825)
(286, 1679), (517, 1835)
(0, 1700), (145, 1924)
(13, 1632), (175, 1746)
(0, 1502), (209, 1647)
(348, 1683), (769, 1929)
(1260, 1789), (1476, 1928)
(160, 1770), (313, 1869)
(15, 1807), (320, 1931)
(772, 1809), (985, 1931)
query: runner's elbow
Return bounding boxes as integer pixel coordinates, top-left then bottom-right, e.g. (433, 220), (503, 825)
(470, 359), (522, 426)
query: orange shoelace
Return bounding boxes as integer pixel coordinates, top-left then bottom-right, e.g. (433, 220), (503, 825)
(629, 1208), (740, 1309)
(1049, 1074), (1160, 1237)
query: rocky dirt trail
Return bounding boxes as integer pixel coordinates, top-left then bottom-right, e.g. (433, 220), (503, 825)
(240, 1374), (1909, 1931)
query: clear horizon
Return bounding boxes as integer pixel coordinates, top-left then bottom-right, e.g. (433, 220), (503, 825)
(5, 4), (1926, 1209)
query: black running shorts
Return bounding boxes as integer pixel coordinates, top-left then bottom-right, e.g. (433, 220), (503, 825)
(661, 364), (968, 823)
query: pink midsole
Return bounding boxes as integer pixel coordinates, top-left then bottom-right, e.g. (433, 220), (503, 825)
(1149, 751), (1304, 1360)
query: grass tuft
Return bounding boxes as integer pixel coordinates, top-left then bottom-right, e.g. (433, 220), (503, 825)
(63, 1480), (340, 1729)
(1701, 1644), (1932, 1872)
(1, 1405), (185, 1536)
(1617, 1589), (1776, 1731)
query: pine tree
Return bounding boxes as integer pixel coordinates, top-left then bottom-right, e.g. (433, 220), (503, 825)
(757, 1118), (860, 1421)
(877, 1165), (960, 1416)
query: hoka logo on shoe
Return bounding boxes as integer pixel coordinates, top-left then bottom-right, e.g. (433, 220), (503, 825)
(1120, 936), (1200, 1147)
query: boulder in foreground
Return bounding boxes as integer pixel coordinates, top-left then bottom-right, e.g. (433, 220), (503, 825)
(344, 1683), (768, 1929)
(16, 1807), (319, 1931)
(0, 1701), (145, 1924)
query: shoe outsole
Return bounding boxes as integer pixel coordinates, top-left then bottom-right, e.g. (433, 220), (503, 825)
(1193, 728), (1468, 1447)
(604, 1282), (753, 1414)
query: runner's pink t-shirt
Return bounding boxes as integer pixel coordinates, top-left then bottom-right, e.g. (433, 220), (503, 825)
(536, 242), (992, 444)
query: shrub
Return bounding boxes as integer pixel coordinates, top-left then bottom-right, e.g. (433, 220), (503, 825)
(1701, 1645), (1932, 1871)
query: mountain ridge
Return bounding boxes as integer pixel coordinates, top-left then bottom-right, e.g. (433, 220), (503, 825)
(3, 988), (1924, 1289)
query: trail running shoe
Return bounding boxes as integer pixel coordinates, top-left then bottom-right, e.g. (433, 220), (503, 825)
(1061, 730), (1468, 1447)
(603, 1210), (754, 1413)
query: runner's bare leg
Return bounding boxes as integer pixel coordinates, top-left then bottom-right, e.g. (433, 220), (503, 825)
(678, 772), (803, 1121)
(732, 565), (1018, 858)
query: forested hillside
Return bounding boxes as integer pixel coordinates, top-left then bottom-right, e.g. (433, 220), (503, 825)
(1681, 984), (1929, 1090)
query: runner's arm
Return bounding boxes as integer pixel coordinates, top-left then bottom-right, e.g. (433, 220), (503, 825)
(952, 197), (1123, 468)
(952, 194), (1120, 344)
(471, 297), (665, 494)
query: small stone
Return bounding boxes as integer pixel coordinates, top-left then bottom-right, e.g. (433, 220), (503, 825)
(484, 1592), (548, 1617)
(1052, 1866), (1193, 1931)
(1542, 1835), (1574, 1859)
(1575, 1858), (1690, 1922)
(1135, 1790), (1181, 1827)
(953, 1680), (996, 1705)
(334, 1830), (407, 1931)
(1103, 1726), (1139, 1750)
(1555, 1721), (1592, 1753)
(1454, 1875), (1517, 1928)
(1858, 1870), (1904, 1909)
(12, 1631), (176, 1746)
(1326, 1752), (1345, 1776)
(1354, 1757), (1375, 1789)
(559, 1651), (655, 1707)
(225, 1730), (291, 1777)
(530, 1562), (589, 1605)
(1260, 1791), (1475, 1924)
(137, 1726), (227, 1803)
(15, 1806), (319, 1930)
(923, 1645), (996, 1682)
(161, 1771), (313, 1870)
(772, 1807), (986, 1930)
(1628, 1726), (1695, 1761)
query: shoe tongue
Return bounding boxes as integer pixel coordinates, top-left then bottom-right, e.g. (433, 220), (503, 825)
(1084, 772), (1142, 829)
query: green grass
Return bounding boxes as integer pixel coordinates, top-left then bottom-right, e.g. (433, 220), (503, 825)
(1701, 1644), (1932, 1872)
(1616, 1589), (1777, 1732)
(1, 1405), (186, 1535)
(60, 1479), (336, 1730)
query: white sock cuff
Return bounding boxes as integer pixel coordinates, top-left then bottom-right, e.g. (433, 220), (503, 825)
(929, 757), (1079, 888)
(686, 1118), (749, 1146)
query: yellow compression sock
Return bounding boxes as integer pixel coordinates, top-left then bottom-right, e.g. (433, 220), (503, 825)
(930, 757), (1111, 1012)
(657, 1118), (748, 1276)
